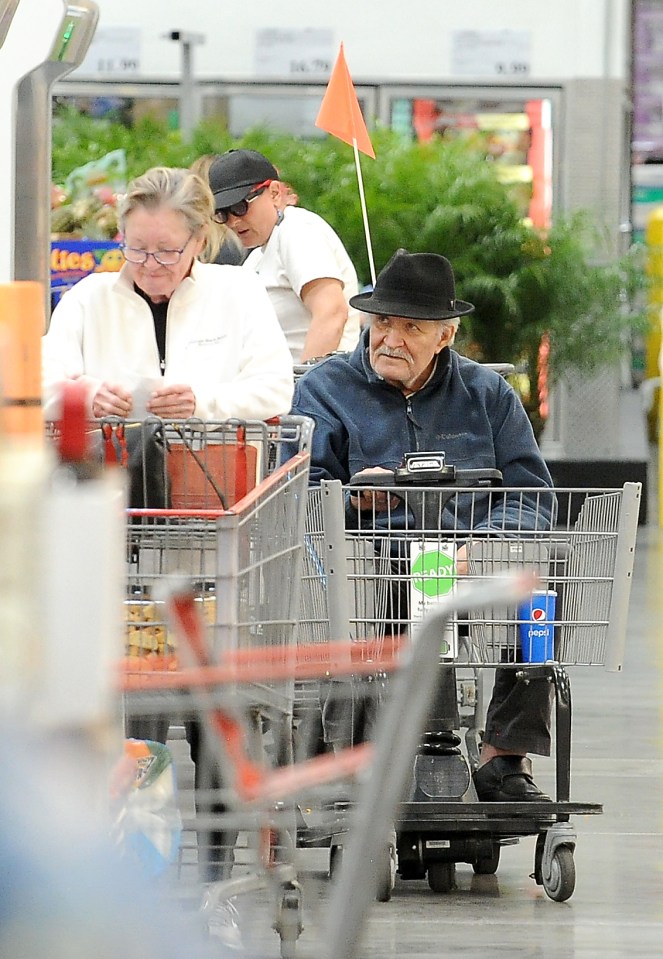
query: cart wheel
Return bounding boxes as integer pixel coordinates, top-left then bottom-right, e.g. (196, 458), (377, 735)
(375, 842), (397, 902)
(278, 887), (303, 959)
(542, 846), (576, 902)
(427, 861), (456, 894)
(534, 831), (545, 885)
(329, 843), (343, 879)
(472, 843), (500, 875)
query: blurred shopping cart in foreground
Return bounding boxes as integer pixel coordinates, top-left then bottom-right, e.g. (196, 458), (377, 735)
(109, 417), (536, 958)
(121, 559), (535, 959)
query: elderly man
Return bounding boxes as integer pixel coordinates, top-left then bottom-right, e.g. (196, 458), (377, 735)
(291, 248), (555, 803)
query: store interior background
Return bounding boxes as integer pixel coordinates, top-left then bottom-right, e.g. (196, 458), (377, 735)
(3, 0), (660, 514)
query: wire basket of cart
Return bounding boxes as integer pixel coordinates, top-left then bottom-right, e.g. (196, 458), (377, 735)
(296, 455), (640, 903)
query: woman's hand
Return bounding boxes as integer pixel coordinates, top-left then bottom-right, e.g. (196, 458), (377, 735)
(146, 383), (196, 419)
(92, 382), (133, 418)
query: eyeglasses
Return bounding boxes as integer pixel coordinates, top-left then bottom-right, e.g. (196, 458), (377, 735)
(121, 232), (194, 266)
(213, 180), (272, 224)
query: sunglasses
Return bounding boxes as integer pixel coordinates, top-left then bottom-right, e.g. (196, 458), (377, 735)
(213, 179), (273, 224)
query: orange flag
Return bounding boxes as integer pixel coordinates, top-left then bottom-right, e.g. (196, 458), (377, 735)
(315, 43), (375, 159)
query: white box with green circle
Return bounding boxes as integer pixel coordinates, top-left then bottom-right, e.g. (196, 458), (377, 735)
(409, 540), (457, 659)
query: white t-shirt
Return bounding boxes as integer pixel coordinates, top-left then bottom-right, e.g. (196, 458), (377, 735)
(244, 205), (361, 362)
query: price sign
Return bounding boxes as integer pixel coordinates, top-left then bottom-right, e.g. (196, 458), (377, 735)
(255, 28), (333, 77)
(74, 26), (141, 76)
(452, 30), (531, 78)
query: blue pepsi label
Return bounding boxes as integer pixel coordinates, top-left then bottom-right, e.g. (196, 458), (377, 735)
(517, 590), (556, 662)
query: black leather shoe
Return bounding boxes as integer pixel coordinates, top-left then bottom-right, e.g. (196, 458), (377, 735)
(473, 756), (552, 802)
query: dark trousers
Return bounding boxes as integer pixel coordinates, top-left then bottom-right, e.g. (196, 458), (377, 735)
(125, 714), (170, 744)
(320, 661), (553, 756)
(184, 719), (236, 882)
(483, 664), (554, 757)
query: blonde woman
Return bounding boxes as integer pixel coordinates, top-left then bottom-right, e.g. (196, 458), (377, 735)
(43, 165), (293, 422)
(43, 165), (294, 883)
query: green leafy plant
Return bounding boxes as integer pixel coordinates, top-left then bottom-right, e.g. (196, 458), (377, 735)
(51, 108), (648, 433)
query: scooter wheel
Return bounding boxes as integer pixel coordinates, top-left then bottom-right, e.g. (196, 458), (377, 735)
(472, 844), (500, 875)
(427, 861), (456, 894)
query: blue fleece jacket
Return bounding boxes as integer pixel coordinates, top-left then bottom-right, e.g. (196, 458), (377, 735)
(291, 328), (554, 532)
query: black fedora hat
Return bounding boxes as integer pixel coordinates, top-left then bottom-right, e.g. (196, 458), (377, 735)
(349, 249), (474, 320)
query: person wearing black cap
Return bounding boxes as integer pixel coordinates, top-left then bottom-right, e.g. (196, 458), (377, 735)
(190, 154), (247, 266)
(291, 248), (556, 803)
(207, 148), (360, 363)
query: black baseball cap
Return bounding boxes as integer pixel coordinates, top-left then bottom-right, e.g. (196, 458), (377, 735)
(207, 149), (279, 209)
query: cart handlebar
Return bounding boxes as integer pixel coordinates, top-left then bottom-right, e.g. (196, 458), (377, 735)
(348, 453), (503, 490)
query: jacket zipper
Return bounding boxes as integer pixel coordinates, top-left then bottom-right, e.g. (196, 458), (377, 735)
(405, 397), (420, 451)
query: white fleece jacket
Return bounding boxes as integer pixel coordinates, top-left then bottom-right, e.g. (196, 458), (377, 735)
(42, 259), (294, 422)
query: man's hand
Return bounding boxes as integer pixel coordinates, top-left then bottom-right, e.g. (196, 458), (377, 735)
(349, 466), (401, 513)
(456, 542), (468, 577)
(146, 384), (196, 419)
(92, 382), (133, 418)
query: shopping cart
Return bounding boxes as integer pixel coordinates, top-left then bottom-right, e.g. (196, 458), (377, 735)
(298, 459), (641, 903)
(111, 415), (314, 954)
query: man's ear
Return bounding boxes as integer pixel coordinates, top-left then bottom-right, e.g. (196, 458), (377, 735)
(434, 323), (456, 353)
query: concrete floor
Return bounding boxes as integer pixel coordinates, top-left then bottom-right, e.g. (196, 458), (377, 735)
(165, 518), (663, 958)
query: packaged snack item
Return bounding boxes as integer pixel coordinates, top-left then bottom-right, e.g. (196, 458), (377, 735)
(112, 739), (182, 879)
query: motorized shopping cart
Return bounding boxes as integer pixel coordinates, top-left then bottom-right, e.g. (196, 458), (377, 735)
(297, 459), (641, 903)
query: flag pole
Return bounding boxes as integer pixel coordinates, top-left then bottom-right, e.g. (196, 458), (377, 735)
(353, 139), (376, 287)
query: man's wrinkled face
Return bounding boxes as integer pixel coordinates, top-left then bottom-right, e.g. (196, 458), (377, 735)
(368, 315), (455, 393)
